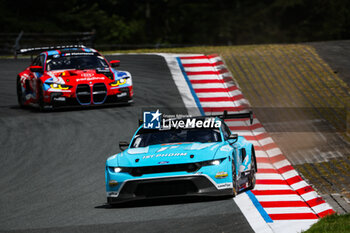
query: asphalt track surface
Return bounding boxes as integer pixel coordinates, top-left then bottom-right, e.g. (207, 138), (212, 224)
(0, 55), (253, 233)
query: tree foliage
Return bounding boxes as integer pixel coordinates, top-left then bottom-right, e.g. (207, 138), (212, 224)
(0, 0), (349, 46)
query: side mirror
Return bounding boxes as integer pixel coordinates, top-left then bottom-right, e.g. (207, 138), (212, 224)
(29, 65), (43, 73)
(110, 60), (120, 68)
(119, 141), (129, 151)
(228, 134), (238, 144)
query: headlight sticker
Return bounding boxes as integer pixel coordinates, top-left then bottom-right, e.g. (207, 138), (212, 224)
(110, 78), (128, 87)
(50, 84), (71, 90)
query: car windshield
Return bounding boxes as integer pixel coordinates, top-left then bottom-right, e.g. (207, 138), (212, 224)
(131, 128), (222, 148)
(46, 55), (109, 71)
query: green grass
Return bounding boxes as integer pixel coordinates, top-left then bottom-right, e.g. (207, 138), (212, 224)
(303, 214), (350, 233)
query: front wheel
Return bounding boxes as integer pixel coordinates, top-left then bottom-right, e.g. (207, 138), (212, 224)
(38, 82), (52, 112)
(232, 161), (238, 197)
(17, 77), (25, 108)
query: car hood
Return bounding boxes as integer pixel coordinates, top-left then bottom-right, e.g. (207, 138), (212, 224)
(43, 70), (112, 85)
(108, 142), (231, 167)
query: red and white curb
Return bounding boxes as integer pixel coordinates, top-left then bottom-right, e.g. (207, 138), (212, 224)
(161, 53), (334, 233)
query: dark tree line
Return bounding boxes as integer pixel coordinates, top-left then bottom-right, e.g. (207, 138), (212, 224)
(0, 0), (349, 47)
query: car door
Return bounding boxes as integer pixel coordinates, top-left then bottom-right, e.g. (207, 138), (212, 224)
(222, 122), (241, 177)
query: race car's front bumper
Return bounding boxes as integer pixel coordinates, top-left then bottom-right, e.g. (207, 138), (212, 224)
(107, 175), (233, 204)
(44, 85), (132, 108)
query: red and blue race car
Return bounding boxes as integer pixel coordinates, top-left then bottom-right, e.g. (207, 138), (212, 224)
(16, 45), (133, 110)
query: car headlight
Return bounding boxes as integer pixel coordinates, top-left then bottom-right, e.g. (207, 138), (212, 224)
(50, 83), (72, 90)
(210, 160), (221, 165)
(114, 167), (122, 173)
(109, 77), (129, 87)
(202, 158), (225, 166)
(109, 166), (131, 173)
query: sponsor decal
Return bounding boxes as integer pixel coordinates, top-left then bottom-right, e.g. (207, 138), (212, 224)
(62, 52), (94, 56)
(142, 152), (187, 159)
(76, 77), (105, 82)
(81, 73), (94, 78)
(217, 183), (231, 188)
(158, 161), (170, 164)
(215, 171), (228, 179)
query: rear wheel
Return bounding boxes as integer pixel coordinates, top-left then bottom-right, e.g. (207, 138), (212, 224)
(16, 77), (25, 107)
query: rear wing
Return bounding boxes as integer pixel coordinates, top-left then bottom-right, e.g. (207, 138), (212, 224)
(212, 110), (254, 124)
(15, 44), (86, 57)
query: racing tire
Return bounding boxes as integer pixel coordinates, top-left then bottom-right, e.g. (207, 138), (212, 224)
(38, 82), (52, 112)
(16, 77), (25, 108)
(231, 161), (238, 197)
(248, 147), (257, 190)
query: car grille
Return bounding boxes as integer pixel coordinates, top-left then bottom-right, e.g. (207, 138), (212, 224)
(134, 180), (198, 197)
(93, 83), (107, 103)
(76, 84), (91, 104)
(129, 163), (201, 176)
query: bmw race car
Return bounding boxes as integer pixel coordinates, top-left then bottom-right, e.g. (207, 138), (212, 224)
(16, 45), (133, 110)
(105, 111), (257, 204)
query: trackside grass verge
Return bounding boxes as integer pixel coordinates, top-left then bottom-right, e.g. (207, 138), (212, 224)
(303, 213), (350, 233)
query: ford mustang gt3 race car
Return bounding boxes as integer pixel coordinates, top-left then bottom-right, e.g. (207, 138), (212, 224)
(16, 45), (133, 110)
(105, 111), (257, 204)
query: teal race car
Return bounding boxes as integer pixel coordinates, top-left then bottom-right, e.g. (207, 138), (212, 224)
(105, 111), (257, 204)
